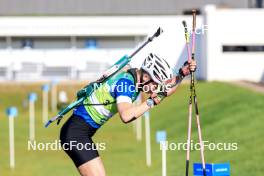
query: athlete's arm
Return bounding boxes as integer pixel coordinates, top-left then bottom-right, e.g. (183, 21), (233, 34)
(117, 102), (150, 123)
(166, 60), (197, 96)
(113, 77), (151, 124)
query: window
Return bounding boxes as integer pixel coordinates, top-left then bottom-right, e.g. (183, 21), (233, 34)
(223, 45), (264, 52)
(77, 36), (145, 49)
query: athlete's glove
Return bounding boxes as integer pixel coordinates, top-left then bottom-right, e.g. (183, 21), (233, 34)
(150, 92), (167, 105)
(179, 60), (197, 78)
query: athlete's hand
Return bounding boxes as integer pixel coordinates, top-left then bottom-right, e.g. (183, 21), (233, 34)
(189, 60), (197, 72)
(181, 60), (197, 76)
(164, 77), (176, 85)
(150, 92), (165, 105)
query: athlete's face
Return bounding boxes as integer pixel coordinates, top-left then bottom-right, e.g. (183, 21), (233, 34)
(141, 72), (158, 93)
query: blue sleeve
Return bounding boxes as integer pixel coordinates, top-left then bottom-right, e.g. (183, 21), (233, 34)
(114, 78), (135, 103)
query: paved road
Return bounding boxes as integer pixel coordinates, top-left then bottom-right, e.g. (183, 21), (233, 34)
(230, 81), (264, 94)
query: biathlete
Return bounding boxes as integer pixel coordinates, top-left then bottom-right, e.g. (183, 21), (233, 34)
(60, 53), (197, 176)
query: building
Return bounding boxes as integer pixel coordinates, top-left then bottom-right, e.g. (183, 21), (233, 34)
(0, 1), (263, 82)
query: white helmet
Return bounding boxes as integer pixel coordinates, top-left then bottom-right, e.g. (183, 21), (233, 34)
(141, 53), (173, 85)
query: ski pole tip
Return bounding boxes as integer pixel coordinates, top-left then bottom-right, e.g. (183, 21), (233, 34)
(155, 27), (163, 37)
(44, 121), (51, 128)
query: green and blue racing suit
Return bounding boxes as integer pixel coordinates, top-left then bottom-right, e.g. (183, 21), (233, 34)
(73, 71), (140, 128)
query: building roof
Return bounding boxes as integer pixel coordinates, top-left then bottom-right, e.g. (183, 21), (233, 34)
(0, 0), (248, 16)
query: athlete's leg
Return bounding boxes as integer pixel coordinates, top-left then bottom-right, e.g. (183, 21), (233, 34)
(78, 156), (106, 176)
(60, 115), (103, 175)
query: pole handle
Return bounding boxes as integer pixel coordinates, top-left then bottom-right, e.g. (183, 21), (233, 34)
(192, 10), (196, 32)
(182, 21), (189, 43)
(191, 9), (197, 61)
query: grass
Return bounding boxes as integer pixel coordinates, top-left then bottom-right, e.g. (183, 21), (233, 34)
(0, 81), (263, 176)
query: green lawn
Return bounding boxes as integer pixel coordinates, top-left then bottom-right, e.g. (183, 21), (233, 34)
(0, 82), (263, 176)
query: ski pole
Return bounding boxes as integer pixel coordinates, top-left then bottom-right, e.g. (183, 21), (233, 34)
(191, 10), (207, 176)
(99, 27), (163, 82)
(182, 20), (193, 176)
(129, 27), (163, 58)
